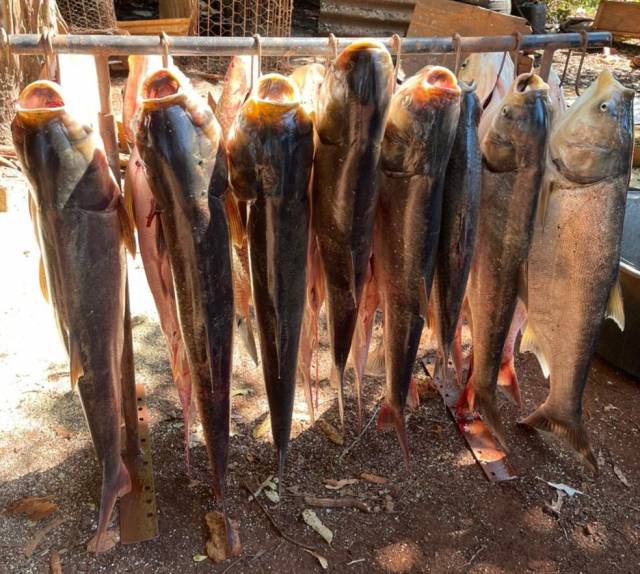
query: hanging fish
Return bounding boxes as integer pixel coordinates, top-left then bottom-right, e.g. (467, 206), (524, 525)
(227, 73), (314, 485)
(460, 73), (550, 448)
(12, 80), (135, 552)
(313, 40), (394, 428)
(520, 70), (633, 470)
(136, 69), (234, 519)
(375, 66), (461, 458)
(432, 82), (482, 387)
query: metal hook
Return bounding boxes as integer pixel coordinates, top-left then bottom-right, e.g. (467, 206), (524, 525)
(328, 33), (338, 62)
(559, 49), (571, 87)
(575, 30), (589, 96)
(391, 34), (402, 88)
(39, 27), (56, 81)
(159, 31), (170, 68)
(452, 33), (463, 76)
(510, 31), (523, 79)
(251, 34), (262, 93)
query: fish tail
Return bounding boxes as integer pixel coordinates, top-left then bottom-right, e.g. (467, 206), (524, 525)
(406, 377), (420, 411)
(354, 368), (364, 431)
(497, 356), (522, 408)
(474, 389), (509, 452)
(435, 345), (451, 387)
(365, 338), (385, 376)
(452, 319), (465, 387)
(236, 313), (259, 366)
(330, 363), (346, 430)
(520, 403), (598, 472)
(377, 401), (410, 465)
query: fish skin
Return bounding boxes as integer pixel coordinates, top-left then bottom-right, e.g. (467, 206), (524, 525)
(228, 74), (314, 484)
(432, 83), (482, 387)
(520, 70), (634, 470)
(136, 69), (234, 505)
(461, 73), (550, 448)
(313, 41), (394, 428)
(123, 56), (194, 469)
(374, 66), (461, 459)
(12, 80), (131, 552)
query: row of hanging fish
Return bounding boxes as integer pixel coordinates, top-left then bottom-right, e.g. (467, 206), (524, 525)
(11, 41), (633, 552)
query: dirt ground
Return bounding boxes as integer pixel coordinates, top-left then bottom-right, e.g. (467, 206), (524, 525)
(1, 29), (640, 574)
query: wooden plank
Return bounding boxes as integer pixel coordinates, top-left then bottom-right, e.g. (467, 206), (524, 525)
(159, 0), (193, 19)
(404, 0), (531, 75)
(319, 0), (415, 36)
(116, 18), (192, 36)
(594, 1), (640, 39)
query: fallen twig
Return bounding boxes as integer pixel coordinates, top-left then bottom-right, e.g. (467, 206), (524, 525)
(303, 496), (370, 513)
(242, 483), (317, 552)
(24, 516), (66, 558)
(465, 545), (486, 568)
(339, 400), (382, 461)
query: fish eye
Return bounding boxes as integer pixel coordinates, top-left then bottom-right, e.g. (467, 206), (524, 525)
(501, 105), (510, 117)
(599, 102), (609, 113)
(460, 59), (469, 70)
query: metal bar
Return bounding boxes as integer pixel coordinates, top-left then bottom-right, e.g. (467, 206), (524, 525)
(5, 32), (612, 58)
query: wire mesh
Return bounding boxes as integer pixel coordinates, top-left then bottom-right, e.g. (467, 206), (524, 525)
(58, 0), (117, 32)
(194, 0), (293, 73)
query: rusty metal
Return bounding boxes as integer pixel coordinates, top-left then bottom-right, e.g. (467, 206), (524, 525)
(3, 31), (612, 58)
(422, 360), (517, 482)
(319, 0), (415, 36)
(539, 46), (556, 81)
(119, 384), (159, 544)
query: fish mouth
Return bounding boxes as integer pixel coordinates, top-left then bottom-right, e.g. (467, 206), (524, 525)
(141, 69), (186, 108)
(16, 80), (66, 125)
(419, 66), (461, 98)
(252, 73), (301, 107)
(513, 72), (549, 95)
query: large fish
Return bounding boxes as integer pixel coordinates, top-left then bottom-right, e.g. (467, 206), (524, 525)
(12, 80), (134, 552)
(215, 55), (259, 366)
(122, 55), (194, 468)
(520, 70), (633, 469)
(136, 69), (234, 512)
(432, 83), (482, 386)
(313, 40), (394, 427)
(290, 63), (326, 423)
(460, 73), (550, 447)
(228, 74), (314, 483)
(375, 66), (461, 458)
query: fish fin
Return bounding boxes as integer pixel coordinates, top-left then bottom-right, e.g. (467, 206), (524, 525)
(236, 313), (259, 366)
(117, 195), (137, 258)
(38, 257), (49, 303)
(407, 377), (420, 411)
(207, 91), (218, 116)
(474, 388), (509, 452)
(69, 334), (83, 390)
(224, 192), (245, 248)
(365, 339), (385, 376)
(520, 403), (598, 472)
(377, 401), (410, 464)
(605, 276), (625, 331)
(520, 323), (550, 378)
(497, 357), (522, 408)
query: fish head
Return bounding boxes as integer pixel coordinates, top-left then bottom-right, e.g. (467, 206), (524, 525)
(382, 66), (461, 175)
(240, 73), (308, 126)
(482, 73), (550, 172)
(14, 80), (66, 128)
(458, 52), (515, 107)
(550, 69), (634, 184)
(317, 40), (394, 145)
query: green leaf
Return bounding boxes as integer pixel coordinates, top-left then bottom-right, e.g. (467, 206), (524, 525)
(193, 553), (208, 562)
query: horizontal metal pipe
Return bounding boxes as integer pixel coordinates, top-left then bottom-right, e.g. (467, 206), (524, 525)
(4, 32), (611, 58)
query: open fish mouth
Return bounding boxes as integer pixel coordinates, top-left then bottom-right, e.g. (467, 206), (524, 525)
(16, 80), (66, 125)
(141, 68), (186, 107)
(514, 72), (549, 94)
(417, 66), (461, 101)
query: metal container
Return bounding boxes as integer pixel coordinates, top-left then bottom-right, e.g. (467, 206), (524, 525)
(513, 1), (546, 34)
(596, 188), (640, 378)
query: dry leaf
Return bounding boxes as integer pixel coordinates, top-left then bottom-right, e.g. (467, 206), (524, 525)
(536, 477), (583, 497)
(192, 553), (208, 562)
(317, 420), (344, 445)
(614, 465), (630, 488)
(205, 511), (242, 563)
(324, 478), (358, 491)
(50, 551), (62, 574)
(54, 426), (72, 440)
(253, 415), (272, 439)
(231, 387), (252, 397)
(304, 548), (329, 570)
(360, 472), (388, 485)
(302, 509), (333, 545)
(6, 496), (58, 521)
